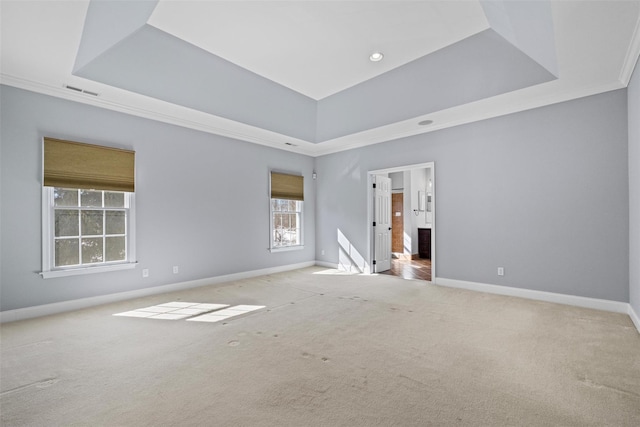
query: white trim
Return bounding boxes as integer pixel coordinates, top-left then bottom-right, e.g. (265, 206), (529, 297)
(435, 277), (630, 314)
(0, 74), (316, 157)
(619, 12), (640, 85)
(41, 187), (136, 277)
(40, 262), (137, 279)
(269, 245), (304, 253)
(1, 261), (315, 323)
(1, 74), (627, 159)
(367, 162), (435, 279)
(629, 304), (640, 334)
(315, 260), (340, 269)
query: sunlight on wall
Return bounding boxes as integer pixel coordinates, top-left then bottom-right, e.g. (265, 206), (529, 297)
(403, 231), (412, 255)
(337, 228), (369, 273)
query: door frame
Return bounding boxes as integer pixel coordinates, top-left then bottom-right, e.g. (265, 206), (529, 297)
(367, 162), (435, 280)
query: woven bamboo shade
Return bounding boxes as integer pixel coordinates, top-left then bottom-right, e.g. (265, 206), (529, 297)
(270, 172), (303, 201)
(44, 137), (135, 192)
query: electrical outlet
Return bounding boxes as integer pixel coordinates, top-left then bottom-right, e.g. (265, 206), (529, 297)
(142, 269), (149, 278)
(497, 267), (504, 276)
(173, 266), (179, 274)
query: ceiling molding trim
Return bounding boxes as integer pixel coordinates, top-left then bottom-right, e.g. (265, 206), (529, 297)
(619, 14), (640, 85)
(310, 80), (626, 158)
(0, 74), (625, 159)
(0, 74), (316, 157)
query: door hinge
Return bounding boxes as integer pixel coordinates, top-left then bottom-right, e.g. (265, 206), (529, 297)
(373, 260), (377, 265)
(373, 221), (376, 227)
(372, 183), (376, 189)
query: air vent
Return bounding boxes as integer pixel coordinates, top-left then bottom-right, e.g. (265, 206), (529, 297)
(64, 85), (99, 97)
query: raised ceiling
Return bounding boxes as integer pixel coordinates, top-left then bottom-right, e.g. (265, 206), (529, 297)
(1, 1), (640, 156)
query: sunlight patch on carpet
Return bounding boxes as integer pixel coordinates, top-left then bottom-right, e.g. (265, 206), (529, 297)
(113, 302), (229, 320)
(187, 305), (266, 323)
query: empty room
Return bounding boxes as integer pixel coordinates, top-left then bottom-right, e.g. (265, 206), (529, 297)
(1, 1), (640, 425)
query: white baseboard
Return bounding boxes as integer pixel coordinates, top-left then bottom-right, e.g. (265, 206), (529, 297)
(629, 304), (640, 334)
(435, 277), (633, 318)
(315, 260), (340, 269)
(0, 261), (315, 323)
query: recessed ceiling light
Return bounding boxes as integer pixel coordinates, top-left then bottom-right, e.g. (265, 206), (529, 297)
(369, 52), (384, 62)
(418, 120), (433, 126)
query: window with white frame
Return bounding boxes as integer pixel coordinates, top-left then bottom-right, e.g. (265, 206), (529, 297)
(44, 187), (134, 271)
(270, 172), (304, 250)
(41, 137), (136, 277)
(271, 199), (303, 248)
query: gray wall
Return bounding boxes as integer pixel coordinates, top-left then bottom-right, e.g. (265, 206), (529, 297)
(629, 57), (640, 316)
(315, 89), (629, 302)
(0, 86), (315, 312)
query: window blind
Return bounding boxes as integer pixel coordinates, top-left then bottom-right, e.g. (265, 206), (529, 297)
(270, 172), (304, 201)
(43, 137), (135, 192)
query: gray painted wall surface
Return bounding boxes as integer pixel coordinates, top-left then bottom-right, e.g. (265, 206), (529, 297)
(0, 86), (315, 312)
(315, 89), (629, 302)
(629, 58), (640, 316)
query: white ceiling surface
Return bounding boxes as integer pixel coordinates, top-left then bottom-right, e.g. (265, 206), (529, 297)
(148, 1), (490, 100)
(1, 1), (640, 157)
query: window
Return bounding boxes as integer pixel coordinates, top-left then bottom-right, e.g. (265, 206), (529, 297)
(270, 172), (304, 251)
(41, 187), (136, 277)
(271, 199), (303, 248)
(41, 137), (136, 278)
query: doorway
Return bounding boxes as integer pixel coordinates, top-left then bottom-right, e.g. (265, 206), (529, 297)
(368, 162), (435, 282)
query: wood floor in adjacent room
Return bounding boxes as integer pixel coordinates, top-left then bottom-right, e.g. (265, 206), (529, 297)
(1, 266), (639, 426)
(382, 257), (432, 281)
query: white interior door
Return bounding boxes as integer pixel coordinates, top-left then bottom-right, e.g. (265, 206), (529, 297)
(373, 175), (392, 272)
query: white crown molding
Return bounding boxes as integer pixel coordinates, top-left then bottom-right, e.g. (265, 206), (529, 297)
(0, 73), (317, 157)
(0, 73), (627, 159)
(310, 80), (626, 157)
(0, 261), (316, 323)
(619, 13), (640, 85)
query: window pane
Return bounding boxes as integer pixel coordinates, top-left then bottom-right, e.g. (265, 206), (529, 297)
(81, 237), (103, 264)
(55, 210), (79, 237)
(271, 199), (302, 248)
(106, 236), (126, 262)
(54, 188), (78, 207)
(55, 238), (79, 266)
(104, 192), (125, 208)
(81, 190), (102, 207)
(81, 210), (103, 235)
(105, 211), (125, 235)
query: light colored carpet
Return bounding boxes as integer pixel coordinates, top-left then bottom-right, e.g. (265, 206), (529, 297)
(1, 267), (639, 426)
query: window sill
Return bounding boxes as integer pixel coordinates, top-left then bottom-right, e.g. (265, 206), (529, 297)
(270, 245), (304, 253)
(40, 262), (137, 279)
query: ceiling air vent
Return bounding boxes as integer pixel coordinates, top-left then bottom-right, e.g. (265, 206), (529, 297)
(64, 85), (99, 96)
